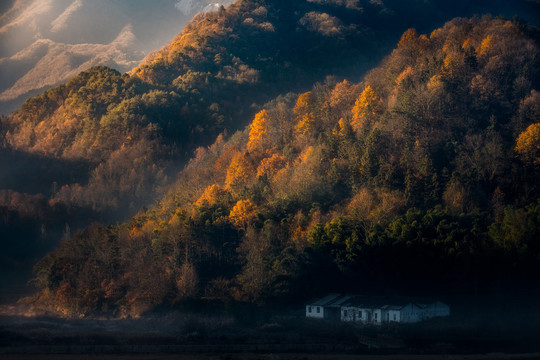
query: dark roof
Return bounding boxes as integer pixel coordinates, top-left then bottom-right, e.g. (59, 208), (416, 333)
(343, 296), (444, 309)
(342, 296), (410, 309)
(308, 294), (446, 310)
(307, 294), (353, 307)
(307, 293), (341, 306)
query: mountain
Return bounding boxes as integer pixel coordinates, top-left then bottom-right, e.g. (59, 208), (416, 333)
(1, 0), (539, 309)
(0, 0), (235, 115)
(4, 0), (539, 213)
(22, 15), (540, 317)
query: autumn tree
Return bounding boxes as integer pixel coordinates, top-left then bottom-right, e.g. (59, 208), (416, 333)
(247, 109), (270, 153)
(477, 34), (494, 57)
(325, 80), (359, 114)
(225, 151), (255, 190)
(351, 85), (380, 133)
(515, 123), (540, 165)
(294, 91), (316, 135)
(398, 28), (418, 48)
(257, 153), (287, 177)
(229, 199), (258, 230)
(194, 184), (228, 207)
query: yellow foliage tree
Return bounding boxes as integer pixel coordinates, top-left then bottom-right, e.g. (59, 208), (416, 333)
(398, 28), (418, 47)
(395, 66), (414, 86)
(247, 109), (269, 153)
(225, 152), (255, 190)
(194, 184), (227, 207)
(443, 51), (465, 73)
(477, 35), (494, 57)
(327, 80), (358, 109)
(351, 85), (379, 133)
(294, 91), (315, 135)
(257, 153), (287, 177)
(515, 123), (540, 165)
(332, 118), (347, 136)
(294, 91), (314, 115)
(229, 199), (258, 229)
(295, 113), (315, 135)
(296, 145), (314, 165)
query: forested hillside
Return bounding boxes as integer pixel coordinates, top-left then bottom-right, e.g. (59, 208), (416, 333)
(25, 16), (540, 317)
(0, 0), (396, 286)
(2, 0), (400, 214)
(8, 0), (526, 291)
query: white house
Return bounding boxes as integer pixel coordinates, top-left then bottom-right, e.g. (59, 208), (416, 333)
(306, 293), (353, 320)
(381, 302), (427, 323)
(416, 300), (451, 320)
(341, 297), (398, 325)
(341, 299), (384, 324)
(308, 295), (450, 324)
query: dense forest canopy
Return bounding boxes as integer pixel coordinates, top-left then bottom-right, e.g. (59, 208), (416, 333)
(22, 15), (540, 318)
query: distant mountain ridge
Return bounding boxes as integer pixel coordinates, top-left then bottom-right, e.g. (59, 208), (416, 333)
(0, 0), (235, 115)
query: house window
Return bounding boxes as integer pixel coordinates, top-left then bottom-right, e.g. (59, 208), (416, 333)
(344, 310), (348, 317)
(316, 307), (320, 313)
(374, 313), (378, 320)
(308, 306), (312, 313)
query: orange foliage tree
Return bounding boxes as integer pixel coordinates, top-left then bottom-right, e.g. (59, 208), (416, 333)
(398, 28), (418, 48)
(515, 123), (540, 165)
(194, 184), (228, 207)
(229, 199), (258, 230)
(257, 153), (287, 177)
(351, 85), (379, 133)
(326, 80), (358, 110)
(225, 152), (255, 190)
(247, 109), (269, 153)
(477, 34), (494, 57)
(294, 91), (315, 135)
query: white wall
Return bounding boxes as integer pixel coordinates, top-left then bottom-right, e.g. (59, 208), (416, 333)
(386, 309), (401, 322)
(306, 305), (324, 318)
(341, 306), (372, 323)
(372, 309), (382, 324)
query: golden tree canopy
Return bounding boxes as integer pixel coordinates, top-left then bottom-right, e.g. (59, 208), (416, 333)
(194, 184), (228, 207)
(477, 34), (494, 57)
(294, 91), (316, 135)
(398, 28), (418, 47)
(229, 199), (258, 229)
(295, 113), (315, 135)
(293, 91), (314, 115)
(247, 109), (269, 153)
(225, 152), (255, 189)
(351, 85), (379, 133)
(257, 153), (287, 177)
(515, 123), (540, 165)
(327, 80), (358, 109)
